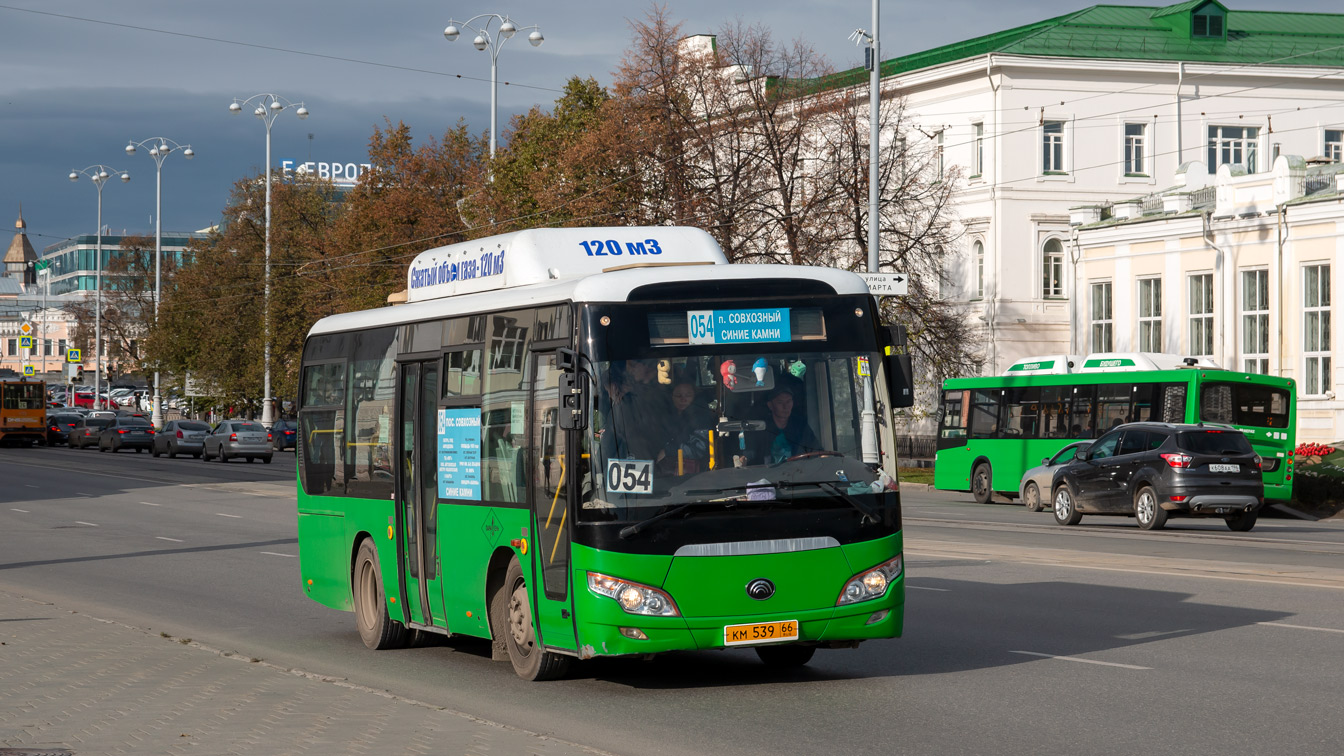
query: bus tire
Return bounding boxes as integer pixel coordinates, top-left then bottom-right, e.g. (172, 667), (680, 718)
(353, 538), (407, 650)
(1225, 511), (1257, 532)
(1023, 482), (1043, 512)
(971, 462), (993, 504)
(756, 644), (816, 668)
(1053, 484), (1083, 526)
(502, 557), (571, 681)
(1134, 486), (1166, 530)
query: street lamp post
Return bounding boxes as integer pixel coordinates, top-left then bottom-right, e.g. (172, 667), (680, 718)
(228, 94), (308, 429)
(443, 13), (544, 158)
(125, 137), (193, 429)
(850, 2), (883, 465)
(68, 165), (131, 409)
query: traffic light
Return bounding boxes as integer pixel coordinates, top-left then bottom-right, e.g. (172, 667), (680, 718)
(75, 365), (85, 383)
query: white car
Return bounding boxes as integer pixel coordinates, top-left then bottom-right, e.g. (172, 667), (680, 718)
(1018, 441), (1093, 512)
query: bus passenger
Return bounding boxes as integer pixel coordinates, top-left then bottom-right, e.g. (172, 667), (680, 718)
(659, 381), (716, 473)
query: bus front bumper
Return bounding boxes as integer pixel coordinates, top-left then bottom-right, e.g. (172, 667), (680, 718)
(572, 584), (904, 659)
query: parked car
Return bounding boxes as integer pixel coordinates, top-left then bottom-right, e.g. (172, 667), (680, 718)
(68, 416), (114, 448)
(271, 419), (298, 451)
(44, 413), (83, 446)
(202, 420), (273, 463)
(71, 392), (119, 410)
(153, 419), (211, 458)
(97, 416), (154, 453)
(1018, 441), (1092, 512)
(1050, 422), (1264, 532)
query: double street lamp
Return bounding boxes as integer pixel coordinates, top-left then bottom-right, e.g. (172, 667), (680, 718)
(443, 13), (544, 158)
(228, 93), (308, 429)
(125, 137), (193, 429)
(68, 165), (131, 408)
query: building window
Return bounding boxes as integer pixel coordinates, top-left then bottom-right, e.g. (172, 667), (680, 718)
(6, 338), (15, 357)
(1241, 269), (1270, 374)
(1091, 281), (1113, 352)
(1326, 130), (1343, 162)
(974, 240), (985, 299)
(1124, 123), (1147, 175)
(1043, 121), (1066, 174)
(1189, 273), (1215, 357)
(1208, 126), (1259, 174)
(1138, 278), (1162, 352)
(935, 130), (944, 179)
(1304, 263), (1332, 395)
(972, 123), (984, 177)
(1193, 5), (1225, 38)
(59, 339), (67, 356)
(43, 339), (52, 357)
(1042, 239), (1065, 298)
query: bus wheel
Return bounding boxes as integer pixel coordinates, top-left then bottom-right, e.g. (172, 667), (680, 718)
(353, 538), (407, 650)
(502, 557), (571, 681)
(1134, 487), (1166, 530)
(1225, 511), (1258, 532)
(756, 644), (816, 668)
(1023, 482), (1042, 512)
(971, 463), (993, 504)
(1053, 485), (1083, 526)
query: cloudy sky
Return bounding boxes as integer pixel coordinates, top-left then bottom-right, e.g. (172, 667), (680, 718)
(2, 0), (1338, 250)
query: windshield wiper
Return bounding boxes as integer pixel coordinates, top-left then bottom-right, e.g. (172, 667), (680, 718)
(619, 502), (722, 539)
(775, 479), (880, 521)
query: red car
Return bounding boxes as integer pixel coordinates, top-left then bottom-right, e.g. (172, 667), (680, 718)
(71, 392), (119, 410)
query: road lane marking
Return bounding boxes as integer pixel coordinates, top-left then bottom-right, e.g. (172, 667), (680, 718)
(1257, 622), (1344, 635)
(908, 585), (950, 592)
(11, 508), (29, 513)
(156, 537), (184, 543)
(1008, 650), (1150, 670)
(216, 513), (241, 518)
(75, 521), (98, 527)
(260, 552), (296, 558)
(25, 484), (37, 488)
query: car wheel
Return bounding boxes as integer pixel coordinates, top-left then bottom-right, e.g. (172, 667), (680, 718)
(1053, 484), (1083, 526)
(168, 447), (176, 459)
(246, 456), (255, 463)
(1134, 486), (1167, 530)
(193, 452), (201, 459)
(99, 441), (107, 453)
(500, 556), (571, 681)
(1023, 482), (1042, 512)
(1225, 511), (1258, 532)
(152, 444), (161, 458)
(755, 644), (816, 668)
(218, 450), (228, 463)
(971, 462), (993, 504)
(262, 455), (273, 464)
(135, 447), (143, 453)
(353, 538), (408, 650)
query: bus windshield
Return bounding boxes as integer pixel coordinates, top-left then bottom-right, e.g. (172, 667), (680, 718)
(2, 383), (45, 410)
(580, 350), (896, 524)
(1200, 381), (1291, 429)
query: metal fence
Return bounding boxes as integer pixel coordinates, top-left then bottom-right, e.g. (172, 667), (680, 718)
(895, 435), (937, 461)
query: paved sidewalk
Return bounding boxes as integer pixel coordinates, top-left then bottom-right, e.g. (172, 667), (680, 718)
(0, 589), (610, 756)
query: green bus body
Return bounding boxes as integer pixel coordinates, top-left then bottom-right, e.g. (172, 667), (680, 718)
(296, 229), (905, 676)
(934, 368), (1296, 502)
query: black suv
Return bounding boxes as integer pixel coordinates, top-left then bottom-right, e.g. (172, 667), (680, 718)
(1050, 422), (1264, 532)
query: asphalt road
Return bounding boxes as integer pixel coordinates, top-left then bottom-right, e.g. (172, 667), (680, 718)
(3, 446), (1344, 755)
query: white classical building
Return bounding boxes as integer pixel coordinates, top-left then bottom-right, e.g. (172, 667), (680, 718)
(837, 0), (1344, 377)
(1071, 155), (1344, 442)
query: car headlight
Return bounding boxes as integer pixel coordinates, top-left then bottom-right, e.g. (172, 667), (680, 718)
(587, 572), (680, 617)
(836, 555), (903, 606)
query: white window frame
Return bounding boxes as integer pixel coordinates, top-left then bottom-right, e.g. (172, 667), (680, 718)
(1137, 277), (1162, 352)
(1207, 125), (1260, 174)
(1189, 272), (1215, 357)
(1042, 238), (1065, 299)
(1303, 263), (1332, 396)
(1325, 129), (1344, 163)
(1241, 268), (1270, 375)
(1042, 120), (1067, 175)
(973, 240), (985, 299)
(1123, 122), (1148, 177)
(971, 122), (984, 178)
(935, 130), (944, 180)
(1091, 281), (1113, 352)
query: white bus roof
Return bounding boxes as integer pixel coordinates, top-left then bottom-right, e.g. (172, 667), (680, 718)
(404, 226), (729, 304)
(1003, 355), (1082, 375)
(1003, 353), (1223, 376)
(308, 256), (869, 340)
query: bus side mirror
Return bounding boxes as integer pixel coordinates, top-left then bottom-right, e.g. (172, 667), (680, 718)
(557, 347), (578, 372)
(882, 324), (914, 409)
(557, 347), (587, 431)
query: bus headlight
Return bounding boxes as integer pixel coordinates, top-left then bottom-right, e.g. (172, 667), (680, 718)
(836, 555), (903, 606)
(588, 572), (680, 617)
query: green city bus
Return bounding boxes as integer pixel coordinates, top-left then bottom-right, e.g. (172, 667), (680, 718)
(934, 353), (1296, 504)
(297, 227), (909, 680)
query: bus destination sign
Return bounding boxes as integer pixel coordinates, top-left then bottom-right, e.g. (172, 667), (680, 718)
(687, 308), (791, 345)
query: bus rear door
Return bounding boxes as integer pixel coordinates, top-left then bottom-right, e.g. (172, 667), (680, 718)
(396, 358), (449, 630)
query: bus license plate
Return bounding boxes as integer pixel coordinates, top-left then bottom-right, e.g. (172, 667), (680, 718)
(724, 620), (798, 646)
(1209, 464), (1240, 473)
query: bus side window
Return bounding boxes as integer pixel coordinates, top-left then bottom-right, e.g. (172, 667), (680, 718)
(1069, 385), (1096, 438)
(1161, 383), (1188, 423)
(969, 389), (1002, 439)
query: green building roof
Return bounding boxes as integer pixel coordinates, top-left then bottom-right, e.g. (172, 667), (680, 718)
(805, 2), (1344, 95)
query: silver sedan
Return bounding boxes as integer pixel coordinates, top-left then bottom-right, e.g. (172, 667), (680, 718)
(202, 420), (273, 464)
(153, 419), (211, 459)
(1019, 441), (1092, 512)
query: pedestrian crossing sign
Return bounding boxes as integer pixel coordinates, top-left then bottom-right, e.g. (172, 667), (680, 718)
(23, 365), (35, 377)
(67, 348), (81, 363)
(19, 336), (33, 349)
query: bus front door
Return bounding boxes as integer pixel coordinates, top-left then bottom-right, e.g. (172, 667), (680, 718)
(397, 359), (449, 630)
(528, 351), (577, 653)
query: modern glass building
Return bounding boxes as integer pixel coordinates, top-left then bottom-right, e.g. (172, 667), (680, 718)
(40, 233), (204, 296)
